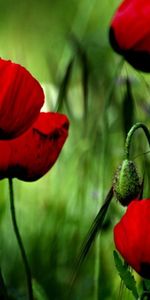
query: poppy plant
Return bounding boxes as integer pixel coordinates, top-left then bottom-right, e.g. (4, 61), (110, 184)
(109, 0), (150, 72)
(0, 58), (44, 139)
(114, 199), (150, 279)
(0, 112), (69, 181)
(70, 123), (150, 286)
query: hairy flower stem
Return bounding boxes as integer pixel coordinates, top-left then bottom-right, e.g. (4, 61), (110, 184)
(125, 123), (150, 160)
(8, 178), (33, 300)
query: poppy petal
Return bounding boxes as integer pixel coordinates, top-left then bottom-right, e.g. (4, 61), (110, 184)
(114, 199), (150, 278)
(0, 112), (69, 181)
(109, 0), (150, 72)
(0, 58), (44, 139)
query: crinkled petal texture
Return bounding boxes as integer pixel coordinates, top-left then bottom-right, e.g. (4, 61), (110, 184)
(109, 0), (150, 72)
(114, 199), (150, 278)
(0, 58), (44, 139)
(0, 112), (69, 181)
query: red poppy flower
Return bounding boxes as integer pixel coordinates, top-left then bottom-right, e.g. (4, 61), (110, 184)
(0, 58), (44, 139)
(0, 112), (69, 181)
(109, 0), (150, 72)
(114, 199), (150, 278)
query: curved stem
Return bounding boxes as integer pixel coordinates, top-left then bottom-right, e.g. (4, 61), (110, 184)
(125, 123), (150, 160)
(8, 178), (33, 300)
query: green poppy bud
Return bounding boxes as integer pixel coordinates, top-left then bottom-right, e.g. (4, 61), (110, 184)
(113, 159), (141, 206)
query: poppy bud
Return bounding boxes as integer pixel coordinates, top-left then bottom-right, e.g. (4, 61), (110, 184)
(109, 0), (150, 72)
(114, 199), (150, 279)
(113, 159), (141, 206)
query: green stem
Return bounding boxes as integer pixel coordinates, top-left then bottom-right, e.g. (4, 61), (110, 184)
(125, 123), (150, 160)
(8, 178), (33, 300)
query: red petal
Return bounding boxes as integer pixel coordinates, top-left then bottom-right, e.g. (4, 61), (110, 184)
(0, 58), (44, 139)
(114, 199), (150, 278)
(109, 0), (150, 72)
(0, 112), (69, 181)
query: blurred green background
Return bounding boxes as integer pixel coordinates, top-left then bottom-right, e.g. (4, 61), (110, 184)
(0, 0), (150, 299)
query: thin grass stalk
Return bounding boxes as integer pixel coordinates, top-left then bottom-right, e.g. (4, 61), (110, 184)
(118, 279), (125, 300)
(56, 0), (97, 77)
(0, 268), (9, 300)
(56, 57), (74, 112)
(81, 48), (89, 138)
(70, 35), (89, 137)
(8, 178), (33, 300)
(94, 59), (124, 300)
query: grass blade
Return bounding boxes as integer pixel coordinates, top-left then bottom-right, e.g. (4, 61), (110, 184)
(70, 186), (114, 287)
(56, 58), (74, 112)
(0, 269), (9, 300)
